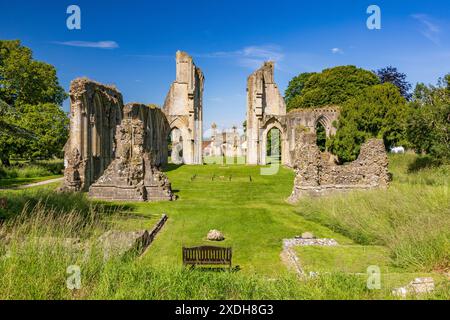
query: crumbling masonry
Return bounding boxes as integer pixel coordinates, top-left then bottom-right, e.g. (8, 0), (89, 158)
(288, 131), (390, 202)
(245, 62), (339, 167)
(88, 104), (174, 201)
(163, 51), (204, 165)
(63, 78), (123, 192)
(63, 53), (390, 201)
(62, 51), (205, 201)
(62, 80), (174, 201)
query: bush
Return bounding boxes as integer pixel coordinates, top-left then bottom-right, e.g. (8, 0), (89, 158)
(0, 160), (64, 179)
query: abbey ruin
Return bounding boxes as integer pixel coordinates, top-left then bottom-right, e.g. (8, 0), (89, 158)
(245, 62), (339, 167)
(163, 51), (204, 165)
(62, 78), (175, 201)
(62, 51), (389, 201)
(288, 131), (390, 202)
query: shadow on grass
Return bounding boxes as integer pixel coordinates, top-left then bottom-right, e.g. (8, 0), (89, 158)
(407, 155), (441, 173)
(163, 163), (184, 172)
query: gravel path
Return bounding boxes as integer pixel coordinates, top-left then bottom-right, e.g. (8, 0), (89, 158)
(0, 177), (63, 190)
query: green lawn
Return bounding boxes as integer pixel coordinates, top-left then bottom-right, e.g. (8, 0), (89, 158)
(0, 155), (448, 299)
(0, 175), (62, 188)
(295, 245), (396, 274)
(133, 164), (352, 275)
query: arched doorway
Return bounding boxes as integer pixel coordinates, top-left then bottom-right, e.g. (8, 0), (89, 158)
(315, 121), (327, 152)
(168, 127), (183, 164)
(266, 127), (282, 164)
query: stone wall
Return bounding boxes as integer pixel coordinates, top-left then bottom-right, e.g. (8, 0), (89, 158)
(246, 62), (287, 165)
(123, 103), (170, 166)
(288, 131), (390, 202)
(88, 103), (174, 202)
(163, 51), (204, 165)
(62, 78), (123, 192)
(245, 61), (340, 166)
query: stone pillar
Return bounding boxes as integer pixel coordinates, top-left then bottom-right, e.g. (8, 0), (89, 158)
(163, 51), (204, 165)
(246, 61), (286, 165)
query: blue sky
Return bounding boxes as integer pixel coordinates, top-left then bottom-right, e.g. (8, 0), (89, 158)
(1, 0), (449, 132)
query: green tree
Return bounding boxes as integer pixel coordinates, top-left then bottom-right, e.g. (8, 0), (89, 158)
(329, 83), (408, 162)
(266, 128), (281, 160)
(0, 40), (68, 164)
(375, 66), (412, 100)
(284, 72), (316, 111)
(14, 103), (69, 159)
(0, 40), (67, 107)
(287, 66), (380, 110)
(407, 76), (450, 163)
(0, 98), (36, 165)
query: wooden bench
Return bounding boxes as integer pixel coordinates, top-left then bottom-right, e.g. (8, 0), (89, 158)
(183, 246), (232, 270)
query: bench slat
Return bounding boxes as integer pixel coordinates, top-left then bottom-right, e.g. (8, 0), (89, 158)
(183, 246), (232, 268)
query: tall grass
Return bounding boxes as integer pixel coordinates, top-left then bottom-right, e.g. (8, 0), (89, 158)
(0, 200), (448, 300)
(0, 186), (122, 221)
(0, 160), (64, 179)
(295, 154), (450, 272)
(0, 202), (379, 300)
(0, 155), (448, 299)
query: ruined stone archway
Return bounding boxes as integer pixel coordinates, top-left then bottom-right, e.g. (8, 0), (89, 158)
(245, 61), (340, 167)
(168, 117), (192, 164)
(168, 126), (184, 164)
(163, 51), (204, 165)
(260, 119), (288, 165)
(314, 114), (333, 138)
(314, 115), (331, 152)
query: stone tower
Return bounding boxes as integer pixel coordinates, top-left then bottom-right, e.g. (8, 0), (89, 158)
(246, 61), (287, 165)
(163, 51), (204, 165)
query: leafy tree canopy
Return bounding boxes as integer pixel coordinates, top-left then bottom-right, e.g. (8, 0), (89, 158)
(0, 40), (68, 164)
(407, 75), (450, 163)
(375, 66), (412, 100)
(286, 66), (380, 110)
(328, 83), (408, 162)
(0, 40), (67, 107)
(285, 72), (316, 110)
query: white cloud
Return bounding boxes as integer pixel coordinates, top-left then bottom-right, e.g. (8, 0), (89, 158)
(195, 45), (284, 69)
(331, 47), (344, 54)
(411, 14), (441, 44)
(128, 45), (284, 69)
(53, 40), (119, 49)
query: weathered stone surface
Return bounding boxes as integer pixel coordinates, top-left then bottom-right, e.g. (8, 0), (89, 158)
(163, 51), (204, 165)
(98, 230), (151, 259)
(245, 61), (340, 166)
(288, 131), (390, 202)
(284, 238), (339, 247)
(300, 232), (315, 239)
(62, 78), (175, 202)
(62, 78), (123, 192)
(88, 104), (174, 202)
(205, 124), (246, 158)
(392, 277), (435, 298)
(207, 229), (225, 241)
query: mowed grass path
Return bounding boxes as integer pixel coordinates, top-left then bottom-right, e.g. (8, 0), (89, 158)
(134, 164), (352, 275)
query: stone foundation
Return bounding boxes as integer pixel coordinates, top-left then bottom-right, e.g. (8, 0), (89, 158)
(289, 132), (390, 202)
